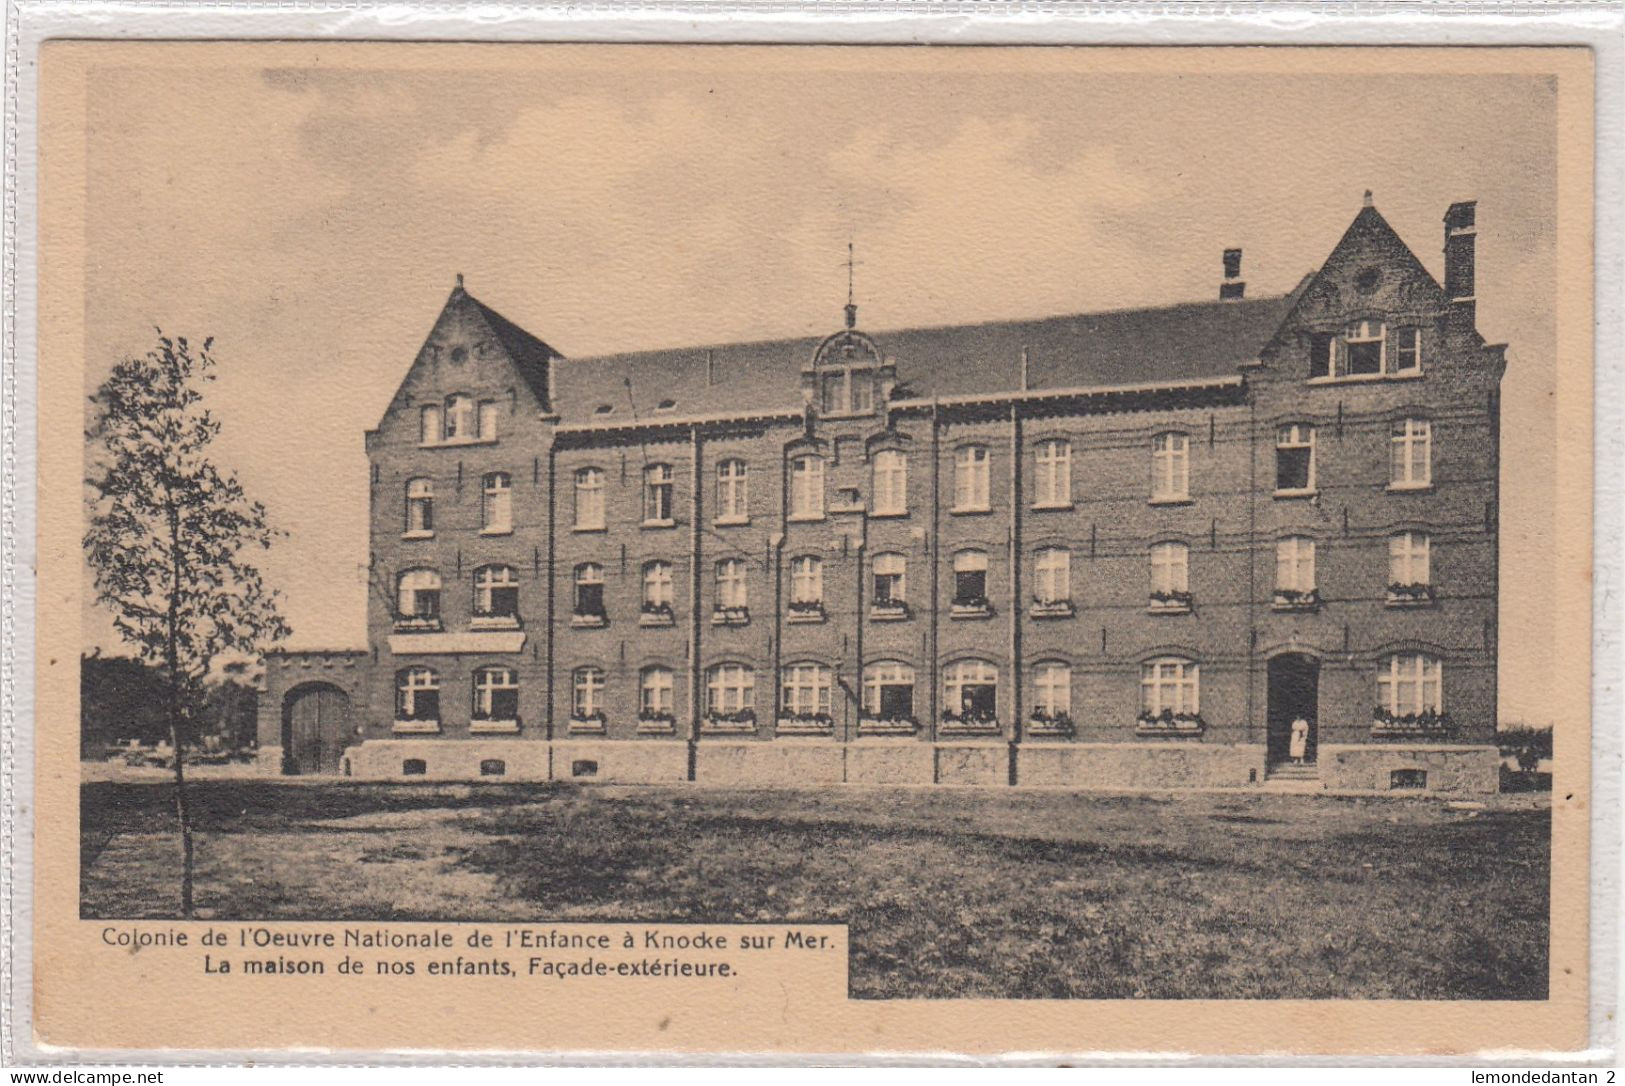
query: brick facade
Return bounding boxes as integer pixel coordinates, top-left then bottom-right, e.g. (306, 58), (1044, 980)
(259, 197), (1505, 794)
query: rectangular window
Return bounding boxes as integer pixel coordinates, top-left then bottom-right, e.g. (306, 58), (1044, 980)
(780, 663), (832, 717)
(643, 562), (674, 609)
(1393, 327), (1422, 372)
(1389, 531), (1431, 585)
(575, 468), (605, 530)
(872, 450), (908, 515)
(1151, 433), (1189, 501)
(1275, 536), (1315, 593)
(1345, 320), (1385, 376)
(478, 400), (500, 440)
(1034, 662), (1072, 717)
(953, 551), (989, 604)
(420, 405), (443, 444)
(716, 559), (748, 609)
(789, 556), (822, 604)
(717, 459), (748, 521)
(706, 664), (755, 715)
(1034, 439), (1071, 507)
(1378, 653), (1443, 715)
(1034, 547), (1070, 604)
(405, 478), (434, 534)
(641, 668), (674, 715)
(1150, 542), (1188, 596)
(1308, 333), (1334, 379)
(1275, 424), (1316, 493)
(644, 464), (674, 524)
(474, 566), (518, 617)
(1390, 418), (1432, 488)
(954, 446), (990, 511)
(476, 668), (520, 721)
(790, 456), (824, 518)
(1141, 658), (1199, 716)
(482, 473), (512, 533)
(571, 668), (604, 719)
(873, 554), (906, 606)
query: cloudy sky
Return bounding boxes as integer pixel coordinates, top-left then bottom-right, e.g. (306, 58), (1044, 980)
(76, 46), (1563, 722)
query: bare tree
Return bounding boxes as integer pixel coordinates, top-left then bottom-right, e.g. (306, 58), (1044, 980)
(84, 331), (290, 917)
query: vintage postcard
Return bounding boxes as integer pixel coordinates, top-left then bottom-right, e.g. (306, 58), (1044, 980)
(24, 41), (1596, 1058)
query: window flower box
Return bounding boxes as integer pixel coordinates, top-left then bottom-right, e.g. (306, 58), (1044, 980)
(570, 609), (608, 629)
(711, 605), (751, 627)
(776, 712), (834, 735)
(1370, 706), (1454, 740)
(1272, 587), (1321, 612)
(1147, 590), (1194, 615)
(940, 709), (1001, 735)
(858, 715), (919, 736)
(870, 599), (911, 622)
(950, 595), (994, 619)
(701, 708), (757, 734)
(392, 615), (443, 633)
(636, 710), (677, 735)
(567, 711), (607, 735)
(786, 600), (826, 624)
(1030, 598), (1075, 619)
(1027, 711), (1076, 737)
(1135, 709), (1206, 737)
(638, 603), (675, 628)
(1386, 582), (1437, 608)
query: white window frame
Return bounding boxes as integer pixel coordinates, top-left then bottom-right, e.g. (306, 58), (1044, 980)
(419, 404), (443, 445)
(873, 552), (906, 605)
(1389, 531), (1431, 586)
(780, 662), (833, 717)
(706, 663), (756, 715)
(574, 467), (605, 531)
(953, 445), (991, 512)
(640, 666), (674, 716)
(717, 458), (749, 522)
(872, 450), (908, 515)
(405, 477), (434, 535)
(943, 659), (999, 716)
(1034, 439), (1072, 508)
(644, 463), (675, 525)
(396, 667), (440, 721)
(444, 394), (475, 440)
(790, 555), (823, 605)
(478, 400), (500, 441)
(473, 564), (519, 617)
(481, 471), (512, 533)
(574, 562), (605, 614)
(1141, 657), (1199, 716)
(1034, 546), (1071, 604)
(1150, 432), (1190, 502)
(1033, 661), (1072, 718)
(716, 558), (748, 609)
(1390, 418), (1433, 489)
(1344, 319), (1386, 376)
(397, 568), (442, 619)
(1275, 423), (1317, 494)
(571, 666), (605, 719)
(862, 661), (916, 718)
(1378, 653), (1443, 715)
(1275, 536), (1316, 594)
(1393, 326), (1422, 372)
(789, 455), (825, 519)
(642, 560), (674, 609)
(1150, 541), (1189, 596)
(474, 666), (519, 722)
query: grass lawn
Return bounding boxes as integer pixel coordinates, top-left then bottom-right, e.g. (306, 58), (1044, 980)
(81, 780), (1549, 1000)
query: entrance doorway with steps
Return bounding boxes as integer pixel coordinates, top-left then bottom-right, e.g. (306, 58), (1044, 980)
(1266, 653), (1319, 781)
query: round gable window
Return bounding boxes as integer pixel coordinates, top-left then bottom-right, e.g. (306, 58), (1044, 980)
(449, 345), (468, 364)
(1355, 267), (1382, 294)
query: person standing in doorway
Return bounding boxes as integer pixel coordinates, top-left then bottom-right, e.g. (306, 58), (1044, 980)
(1289, 716), (1310, 765)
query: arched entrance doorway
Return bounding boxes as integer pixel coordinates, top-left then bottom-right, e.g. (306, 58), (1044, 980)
(1266, 653), (1319, 767)
(282, 683), (352, 775)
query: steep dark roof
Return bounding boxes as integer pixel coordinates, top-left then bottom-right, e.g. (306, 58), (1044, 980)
(548, 291), (1301, 426)
(469, 296), (563, 413)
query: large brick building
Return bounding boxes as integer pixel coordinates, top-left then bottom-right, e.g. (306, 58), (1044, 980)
(257, 195), (1505, 793)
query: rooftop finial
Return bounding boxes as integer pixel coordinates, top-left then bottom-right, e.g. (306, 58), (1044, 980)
(1363, 190), (1374, 209)
(455, 272), (465, 291)
(843, 240), (861, 330)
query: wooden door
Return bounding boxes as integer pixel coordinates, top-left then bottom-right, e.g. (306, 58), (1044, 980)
(284, 685), (351, 775)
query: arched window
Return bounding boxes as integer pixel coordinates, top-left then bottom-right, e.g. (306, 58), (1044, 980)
(790, 556), (823, 605)
(1390, 418), (1432, 488)
(472, 565), (518, 618)
(395, 667), (440, 723)
(574, 467), (605, 530)
(481, 471), (512, 533)
(1149, 541), (1189, 598)
(716, 558), (748, 609)
(396, 569), (441, 621)
(1388, 531), (1431, 590)
(571, 666), (605, 720)
(644, 463), (674, 524)
(1034, 546), (1070, 604)
(872, 450), (908, 515)
(952, 549), (989, 606)
(953, 445), (991, 512)
(863, 661), (915, 721)
(873, 552), (906, 607)
(1275, 536), (1316, 594)
(473, 666), (519, 723)
(573, 563), (605, 617)
(405, 477), (434, 534)
(1033, 661), (1072, 719)
(1034, 439), (1071, 507)
(1378, 653), (1442, 716)
(642, 560), (674, 610)
(717, 459), (748, 522)
(1141, 657), (1198, 716)
(780, 662), (833, 719)
(444, 394), (475, 440)
(640, 666), (675, 719)
(944, 659), (999, 722)
(790, 455), (824, 518)
(705, 664), (755, 717)
(1151, 432), (1189, 502)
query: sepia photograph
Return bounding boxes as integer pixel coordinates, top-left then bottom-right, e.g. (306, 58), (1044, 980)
(29, 41), (1596, 1054)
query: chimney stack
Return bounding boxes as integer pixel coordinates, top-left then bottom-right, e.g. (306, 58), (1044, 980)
(1220, 248), (1245, 301)
(1444, 200), (1477, 328)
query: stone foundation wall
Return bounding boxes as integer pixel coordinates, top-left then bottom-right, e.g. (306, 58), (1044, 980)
(1318, 744), (1499, 794)
(935, 742), (1009, 786)
(346, 739), (552, 781)
(695, 741), (845, 788)
(548, 740), (690, 784)
(1018, 742), (1267, 790)
(845, 740), (934, 784)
